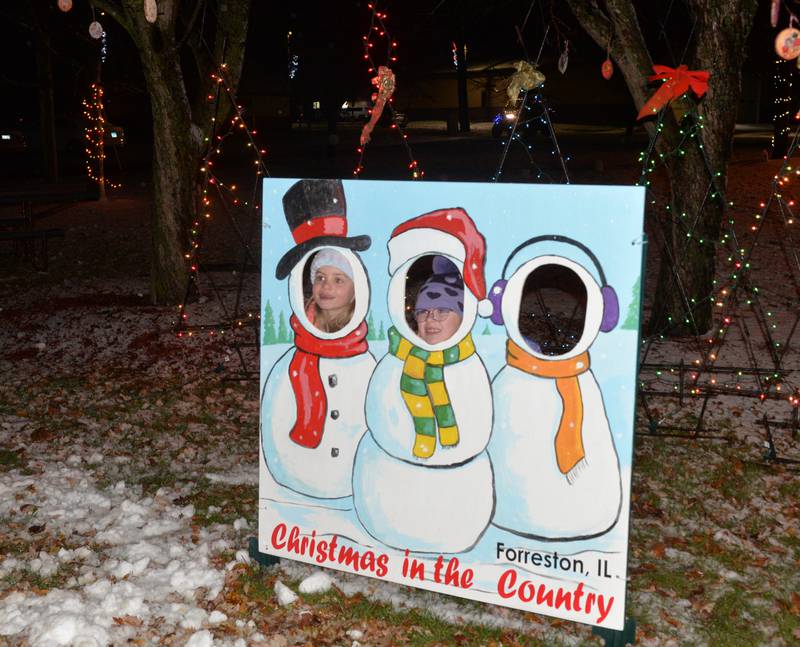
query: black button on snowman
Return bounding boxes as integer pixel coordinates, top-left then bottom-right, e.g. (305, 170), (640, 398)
(261, 179), (376, 501)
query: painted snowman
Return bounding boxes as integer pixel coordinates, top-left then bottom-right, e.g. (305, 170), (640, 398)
(261, 179), (376, 501)
(487, 235), (623, 540)
(352, 208), (496, 553)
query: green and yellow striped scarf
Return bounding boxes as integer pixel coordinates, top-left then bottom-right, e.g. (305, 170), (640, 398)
(388, 326), (476, 459)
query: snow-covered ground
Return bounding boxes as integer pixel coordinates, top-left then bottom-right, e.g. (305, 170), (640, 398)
(1, 147), (799, 645)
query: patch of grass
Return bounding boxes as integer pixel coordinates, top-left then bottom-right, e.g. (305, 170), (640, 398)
(308, 588), (552, 647)
(133, 468), (181, 495)
(0, 448), (24, 471)
(185, 480), (257, 527)
(0, 557), (83, 592)
(703, 589), (769, 646)
(235, 566), (565, 646)
(642, 567), (699, 598)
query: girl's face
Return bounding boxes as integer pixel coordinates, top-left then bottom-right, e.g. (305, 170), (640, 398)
(417, 308), (463, 345)
(312, 266), (355, 312)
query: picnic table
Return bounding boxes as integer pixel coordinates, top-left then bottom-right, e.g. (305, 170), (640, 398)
(0, 188), (98, 270)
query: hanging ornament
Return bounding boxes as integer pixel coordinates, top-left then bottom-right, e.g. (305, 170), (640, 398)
(360, 66), (396, 146)
(775, 27), (800, 60)
(57, 0), (73, 12)
(771, 0), (780, 28)
(637, 64), (710, 121)
(89, 21), (103, 40)
(558, 40), (569, 74)
(601, 58), (614, 80)
(144, 0), (158, 24)
(504, 60), (545, 102)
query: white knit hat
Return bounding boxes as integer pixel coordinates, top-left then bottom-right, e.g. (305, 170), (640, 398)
(310, 248), (353, 281)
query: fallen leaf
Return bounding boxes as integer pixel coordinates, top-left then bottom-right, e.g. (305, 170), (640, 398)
(790, 591), (800, 616)
(113, 615), (143, 627)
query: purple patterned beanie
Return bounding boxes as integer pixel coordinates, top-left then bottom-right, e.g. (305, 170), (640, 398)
(415, 256), (464, 314)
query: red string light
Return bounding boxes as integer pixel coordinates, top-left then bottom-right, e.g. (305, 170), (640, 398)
(354, 2), (423, 180)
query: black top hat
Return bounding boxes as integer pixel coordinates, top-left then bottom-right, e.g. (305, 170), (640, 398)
(275, 179), (371, 279)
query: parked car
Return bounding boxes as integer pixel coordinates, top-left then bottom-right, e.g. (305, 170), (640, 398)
(491, 108), (550, 139)
(0, 127), (27, 153)
(339, 101), (370, 122)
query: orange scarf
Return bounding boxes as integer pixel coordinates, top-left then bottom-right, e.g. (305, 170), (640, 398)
(506, 339), (590, 480)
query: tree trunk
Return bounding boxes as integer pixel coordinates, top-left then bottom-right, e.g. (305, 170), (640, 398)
(456, 41), (470, 133)
(91, 0), (250, 305)
(565, 0), (758, 336)
(33, 0), (59, 183)
(143, 61), (196, 305)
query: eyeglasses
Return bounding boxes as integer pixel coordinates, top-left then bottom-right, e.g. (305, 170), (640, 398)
(414, 308), (456, 322)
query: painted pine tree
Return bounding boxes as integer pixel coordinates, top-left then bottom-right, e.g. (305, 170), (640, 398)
(366, 311), (377, 340)
(262, 301), (277, 345)
(277, 311), (291, 343)
(622, 277), (641, 330)
(482, 324), (491, 335)
(378, 321), (386, 340)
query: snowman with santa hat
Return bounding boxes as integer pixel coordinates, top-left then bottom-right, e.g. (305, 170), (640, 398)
(261, 179), (376, 502)
(352, 207), (495, 553)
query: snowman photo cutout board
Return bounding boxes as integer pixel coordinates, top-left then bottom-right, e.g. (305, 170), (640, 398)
(259, 178), (645, 631)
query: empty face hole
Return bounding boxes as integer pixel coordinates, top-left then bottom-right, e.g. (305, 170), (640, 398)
(518, 264), (587, 356)
(303, 249), (356, 333)
(405, 255), (465, 346)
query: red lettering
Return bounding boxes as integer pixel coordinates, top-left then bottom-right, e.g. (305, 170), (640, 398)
(287, 525), (301, 552)
(270, 523), (287, 550)
(315, 540), (328, 564)
(376, 553), (389, 577)
(536, 583), (554, 606)
(360, 550), (376, 572)
(518, 580), (535, 603)
(433, 556), (445, 583)
(337, 545), (360, 571)
(327, 535), (338, 562)
(461, 568), (473, 589)
(497, 568), (517, 599)
(555, 587), (573, 611)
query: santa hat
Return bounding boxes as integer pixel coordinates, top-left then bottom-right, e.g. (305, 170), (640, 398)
(388, 207), (493, 318)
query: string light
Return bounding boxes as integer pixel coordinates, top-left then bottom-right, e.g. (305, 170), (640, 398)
(770, 58), (795, 154)
(639, 104), (800, 408)
(175, 62), (270, 339)
(82, 83), (120, 190)
(491, 88), (571, 183)
(354, 2), (423, 179)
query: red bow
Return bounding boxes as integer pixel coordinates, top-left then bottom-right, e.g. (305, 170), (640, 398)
(636, 65), (710, 121)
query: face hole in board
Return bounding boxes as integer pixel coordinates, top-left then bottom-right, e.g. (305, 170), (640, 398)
(405, 255), (465, 346)
(303, 249), (356, 333)
(517, 264), (587, 356)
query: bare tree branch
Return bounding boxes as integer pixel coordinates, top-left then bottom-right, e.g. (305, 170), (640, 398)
(89, 0), (131, 31)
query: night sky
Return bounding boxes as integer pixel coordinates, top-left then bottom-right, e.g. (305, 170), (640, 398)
(0, 1), (784, 133)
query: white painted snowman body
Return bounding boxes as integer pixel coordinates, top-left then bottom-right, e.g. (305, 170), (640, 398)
(488, 254), (622, 540)
(261, 247), (375, 501)
(352, 226), (495, 553)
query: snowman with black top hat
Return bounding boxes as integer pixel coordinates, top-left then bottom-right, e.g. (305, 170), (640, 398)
(261, 179), (376, 502)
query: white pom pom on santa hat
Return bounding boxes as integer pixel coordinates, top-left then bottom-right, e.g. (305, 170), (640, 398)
(388, 207), (489, 305)
(477, 298), (494, 318)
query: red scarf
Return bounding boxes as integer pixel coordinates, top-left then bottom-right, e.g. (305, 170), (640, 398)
(288, 315), (369, 448)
